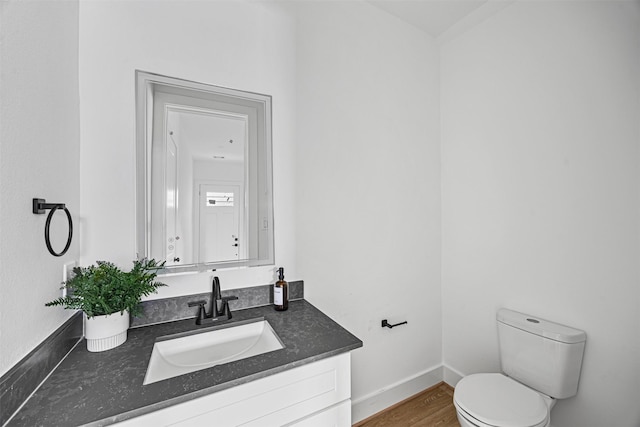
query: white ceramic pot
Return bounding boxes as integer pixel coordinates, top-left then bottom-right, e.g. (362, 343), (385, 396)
(84, 310), (130, 352)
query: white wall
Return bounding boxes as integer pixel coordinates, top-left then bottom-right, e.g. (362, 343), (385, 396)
(0, 0), (80, 376)
(78, 1), (297, 296)
(293, 2), (441, 421)
(193, 159), (243, 182)
(441, 2), (640, 426)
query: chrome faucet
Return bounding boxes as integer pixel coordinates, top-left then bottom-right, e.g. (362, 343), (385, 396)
(188, 276), (238, 325)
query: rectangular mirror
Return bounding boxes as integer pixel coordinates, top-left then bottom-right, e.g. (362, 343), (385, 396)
(136, 71), (274, 273)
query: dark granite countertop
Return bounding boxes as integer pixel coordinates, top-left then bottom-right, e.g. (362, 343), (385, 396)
(9, 300), (362, 426)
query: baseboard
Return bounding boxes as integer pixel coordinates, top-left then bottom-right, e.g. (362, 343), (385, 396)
(443, 364), (464, 387)
(351, 364), (443, 424)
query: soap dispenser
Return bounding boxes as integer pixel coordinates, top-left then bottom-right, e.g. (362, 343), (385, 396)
(274, 267), (288, 311)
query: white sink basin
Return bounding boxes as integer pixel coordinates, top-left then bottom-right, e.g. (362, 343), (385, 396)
(143, 318), (284, 385)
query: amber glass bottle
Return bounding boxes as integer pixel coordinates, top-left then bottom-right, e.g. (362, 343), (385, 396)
(274, 267), (288, 311)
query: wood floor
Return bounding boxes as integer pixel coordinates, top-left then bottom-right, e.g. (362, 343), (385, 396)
(353, 382), (460, 427)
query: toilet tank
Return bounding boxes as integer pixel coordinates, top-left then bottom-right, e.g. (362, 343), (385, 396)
(497, 309), (586, 399)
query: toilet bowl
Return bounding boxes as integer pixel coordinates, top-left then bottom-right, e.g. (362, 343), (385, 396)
(454, 373), (555, 427)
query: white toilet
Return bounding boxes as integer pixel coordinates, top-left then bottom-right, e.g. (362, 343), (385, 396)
(454, 308), (586, 427)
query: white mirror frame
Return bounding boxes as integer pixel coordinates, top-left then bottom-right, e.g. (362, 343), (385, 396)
(135, 71), (274, 274)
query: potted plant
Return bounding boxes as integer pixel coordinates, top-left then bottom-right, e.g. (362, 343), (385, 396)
(46, 258), (166, 352)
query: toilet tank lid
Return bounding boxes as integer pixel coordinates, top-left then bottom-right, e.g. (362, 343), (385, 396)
(497, 309), (586, 344)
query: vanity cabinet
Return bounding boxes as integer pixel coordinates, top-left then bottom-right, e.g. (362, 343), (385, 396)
(114, 353), (352, 427)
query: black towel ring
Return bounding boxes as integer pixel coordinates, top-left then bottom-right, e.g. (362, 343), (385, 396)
(32, 198), (73, 257)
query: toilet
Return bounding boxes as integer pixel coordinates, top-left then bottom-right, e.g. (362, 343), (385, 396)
(453, 308), (586, 427)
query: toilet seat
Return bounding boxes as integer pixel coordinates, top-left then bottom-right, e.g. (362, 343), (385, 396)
(454, 373), (549, 427)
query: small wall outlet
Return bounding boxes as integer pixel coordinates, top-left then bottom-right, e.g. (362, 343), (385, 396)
(62, 261), (77, 297)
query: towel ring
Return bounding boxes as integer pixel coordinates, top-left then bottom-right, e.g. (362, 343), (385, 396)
(33, 198), (73, 257)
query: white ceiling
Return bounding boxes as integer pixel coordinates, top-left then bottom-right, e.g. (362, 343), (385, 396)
(366, 0), (487, 37)
(168, 110), (246, 163)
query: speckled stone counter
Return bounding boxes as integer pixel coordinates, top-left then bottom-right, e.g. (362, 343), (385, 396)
(8, 300), (362, 427)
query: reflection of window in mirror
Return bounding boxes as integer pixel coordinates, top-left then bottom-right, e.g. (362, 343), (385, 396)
(136, 71), (274, 274)
(207, 192), (235, 207)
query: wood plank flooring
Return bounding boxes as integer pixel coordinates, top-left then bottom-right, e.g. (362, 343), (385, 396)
(353, 382), (460, 427)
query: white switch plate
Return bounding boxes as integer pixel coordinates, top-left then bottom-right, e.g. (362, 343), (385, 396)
(62, 261), (77, 297)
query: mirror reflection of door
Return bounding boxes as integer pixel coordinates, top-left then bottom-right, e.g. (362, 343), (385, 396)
(137, 71), (275, 271)
(196, 183), (244, 263)
(156, 100), (247, 266)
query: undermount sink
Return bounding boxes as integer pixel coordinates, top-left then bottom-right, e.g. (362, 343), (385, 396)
(143, 318), (284, 385)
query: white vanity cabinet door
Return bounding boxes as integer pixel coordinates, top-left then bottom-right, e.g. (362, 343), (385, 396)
(114, 353), (351, 427)
(285, 400), (351, 427)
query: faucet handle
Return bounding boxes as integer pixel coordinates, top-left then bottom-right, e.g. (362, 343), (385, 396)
(188, 300), (207, 325)
(220, 296), (238, 319)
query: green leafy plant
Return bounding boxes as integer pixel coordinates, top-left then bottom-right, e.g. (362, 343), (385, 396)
(45, 258), (166, 318)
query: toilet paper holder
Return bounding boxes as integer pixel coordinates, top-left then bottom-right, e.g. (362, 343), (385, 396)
(381, 319), (408, 329)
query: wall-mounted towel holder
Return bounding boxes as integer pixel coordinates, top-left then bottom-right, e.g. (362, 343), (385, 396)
(381, 319), (408, 329)
(32, 198), (73, 257)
